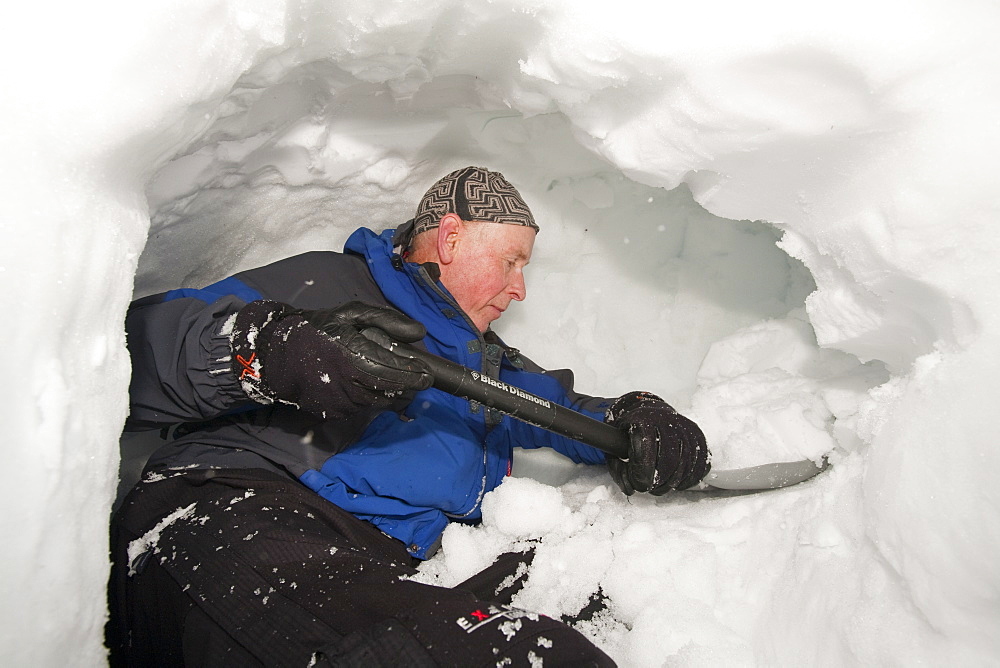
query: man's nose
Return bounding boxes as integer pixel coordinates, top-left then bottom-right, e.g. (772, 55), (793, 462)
(509, 270), (526, 301)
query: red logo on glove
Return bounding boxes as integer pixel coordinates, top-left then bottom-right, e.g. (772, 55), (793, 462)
(237, 353), (259, 380)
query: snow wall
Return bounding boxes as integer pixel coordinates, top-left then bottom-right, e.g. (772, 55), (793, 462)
(2, 0), (998, 665)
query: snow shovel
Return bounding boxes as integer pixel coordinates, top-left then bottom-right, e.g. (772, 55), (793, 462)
(364, 330), (828, 492)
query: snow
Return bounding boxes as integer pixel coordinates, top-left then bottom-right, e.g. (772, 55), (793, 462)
(126, 503), (197, 576)
(2, 0), (999, 664)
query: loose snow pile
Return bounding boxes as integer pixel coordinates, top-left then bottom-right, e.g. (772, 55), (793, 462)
(3, 0), (999, 665)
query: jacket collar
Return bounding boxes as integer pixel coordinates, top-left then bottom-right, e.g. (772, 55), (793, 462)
(345, 227), (483, 363)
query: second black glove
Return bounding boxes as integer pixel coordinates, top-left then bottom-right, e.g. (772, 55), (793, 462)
(606, 391), (711, 495)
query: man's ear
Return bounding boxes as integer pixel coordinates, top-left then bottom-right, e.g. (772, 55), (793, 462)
(435, 213), (464, 266)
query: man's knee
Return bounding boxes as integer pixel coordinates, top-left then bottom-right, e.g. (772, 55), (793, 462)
(314, 610), (614, 667)
(313, 619), (437, 667)
(395, 598), (617, 667)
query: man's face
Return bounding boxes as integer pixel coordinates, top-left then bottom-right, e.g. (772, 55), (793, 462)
(441, 222), (535, 332)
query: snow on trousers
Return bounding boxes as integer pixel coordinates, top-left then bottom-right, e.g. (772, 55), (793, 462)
(107, 468), (616, 667)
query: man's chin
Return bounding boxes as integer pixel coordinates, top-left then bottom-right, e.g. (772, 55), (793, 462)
(476, 312), (501, 333)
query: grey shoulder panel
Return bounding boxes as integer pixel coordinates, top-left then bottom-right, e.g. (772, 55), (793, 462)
(236, 251), (387, 310)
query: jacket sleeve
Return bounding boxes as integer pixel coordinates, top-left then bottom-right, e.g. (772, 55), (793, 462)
(501, 350), (615, 466)
(124, 292), (256, 431)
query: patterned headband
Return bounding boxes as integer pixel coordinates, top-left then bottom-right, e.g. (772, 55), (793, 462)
(393, 167), (538, 249)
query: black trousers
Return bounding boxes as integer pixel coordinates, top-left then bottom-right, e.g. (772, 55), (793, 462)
(107, 468), (615, 667)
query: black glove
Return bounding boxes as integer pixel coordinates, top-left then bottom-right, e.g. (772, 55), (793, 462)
(605, 391), (711, 495)
(230, 300), (432, 419)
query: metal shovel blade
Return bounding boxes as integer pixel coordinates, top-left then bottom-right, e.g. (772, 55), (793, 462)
(695, 457), (830, 491)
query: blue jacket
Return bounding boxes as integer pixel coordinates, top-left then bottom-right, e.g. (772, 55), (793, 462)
(127, 227), (610, 558)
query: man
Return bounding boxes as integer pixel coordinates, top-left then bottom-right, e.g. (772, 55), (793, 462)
(108, 166), (711, 666)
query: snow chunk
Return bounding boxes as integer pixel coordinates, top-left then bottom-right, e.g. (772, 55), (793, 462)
(126, 503), (196, 576)
(481, 478), (571, 539)
(690, 314), (887, 468)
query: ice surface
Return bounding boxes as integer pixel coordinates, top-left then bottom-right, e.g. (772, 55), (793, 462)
(3, 0), (999, 665)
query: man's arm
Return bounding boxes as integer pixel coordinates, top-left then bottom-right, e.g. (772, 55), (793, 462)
(126, 283), (433, 432)
(503, 348), (711, 491)
(125, 293), (251, 431)
(500, 350), (614, 465)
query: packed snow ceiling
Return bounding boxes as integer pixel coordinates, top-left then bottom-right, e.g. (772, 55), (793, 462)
(138, 66), (823, 397)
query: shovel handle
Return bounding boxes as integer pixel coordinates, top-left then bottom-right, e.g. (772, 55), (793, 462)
(364, 329), (630, 459)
